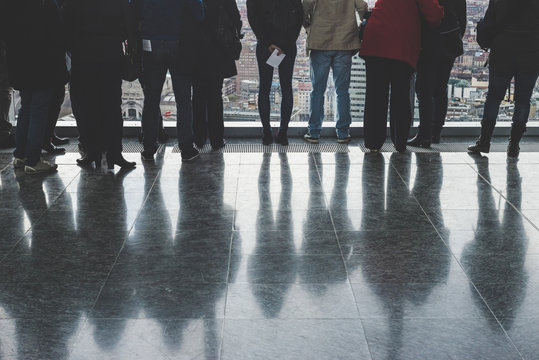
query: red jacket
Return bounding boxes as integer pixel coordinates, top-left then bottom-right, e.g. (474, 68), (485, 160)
(359, 0), (444, 69)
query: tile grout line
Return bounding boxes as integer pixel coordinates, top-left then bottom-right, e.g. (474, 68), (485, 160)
(388, 153), (525, 360)
(313, 152), (375, 360)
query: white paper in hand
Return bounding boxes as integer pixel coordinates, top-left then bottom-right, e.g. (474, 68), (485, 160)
(266, 49), (286, 68)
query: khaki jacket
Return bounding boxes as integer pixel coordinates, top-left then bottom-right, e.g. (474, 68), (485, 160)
(303, 0), (368, 52)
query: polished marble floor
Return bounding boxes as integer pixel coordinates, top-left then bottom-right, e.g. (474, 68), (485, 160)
(0, 141), (539, 359)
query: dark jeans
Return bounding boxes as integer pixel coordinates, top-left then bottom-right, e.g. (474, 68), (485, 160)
(142, 40), (194, 153)
(44, 84), (66, 143)
(256, 42), (296, 134)
(192, 75), (225, 148)
(14, 88), (54, 166)
(70, 60), (124, 159)
(483, 67), (539, 128)
(415, 52), (455, 139)
(364, 57), (414, 150)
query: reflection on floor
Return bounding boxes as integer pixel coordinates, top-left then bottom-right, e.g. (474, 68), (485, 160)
(0, 143), (538, 359)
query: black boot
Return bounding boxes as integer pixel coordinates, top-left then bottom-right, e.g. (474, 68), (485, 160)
(507, 123), (526, 158)
(468, 121), (495, 154)
(407, 134), (431, 148)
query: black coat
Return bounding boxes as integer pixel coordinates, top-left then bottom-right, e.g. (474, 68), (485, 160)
(490, 0), (539, 75)
(422, 0), (467, 60)
(194, 0), (242, 79)
(247, 0), (303, 53)
(62, 0), (134, 65)
(1, 0), (68, 91)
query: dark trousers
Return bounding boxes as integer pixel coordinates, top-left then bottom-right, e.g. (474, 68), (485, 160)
(44, 84), (66, 144)
(142, 40), (194, 153)
(483, 67), (539, 128)
(415, 52), (455, 139)
(14, 88), (54, 166)
(70, 60), (124, 159)
(364, 57), (414, 150)
(256, 42), (296, 134)
(192, 75), (225, 148)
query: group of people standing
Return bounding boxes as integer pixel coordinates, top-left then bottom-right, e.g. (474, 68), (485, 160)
(0, 0), (538, 175)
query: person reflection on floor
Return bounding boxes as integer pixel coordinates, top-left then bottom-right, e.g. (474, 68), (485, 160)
(249, 153), (296, 317)
(345, 152), (450, 359)
(462, 156), (528, 330)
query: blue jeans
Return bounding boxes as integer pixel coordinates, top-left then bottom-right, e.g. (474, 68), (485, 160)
(14, 88), (54, 166)
(142, 40), (194, 153)
(308, 50), (353, 139)
(483, 67), (539, 127)
(256, 43), (296, 134)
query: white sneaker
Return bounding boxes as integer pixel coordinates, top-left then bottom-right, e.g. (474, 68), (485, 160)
(13, 157), (26, 169)
(24, 158), (58, 174)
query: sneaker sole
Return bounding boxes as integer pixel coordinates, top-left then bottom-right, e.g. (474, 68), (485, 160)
(303, 137), (319, 144)
(337, 138), (352, 144)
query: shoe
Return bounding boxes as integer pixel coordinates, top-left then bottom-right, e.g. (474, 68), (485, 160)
(13, 157), (26, 169)
(431, 134), (441, 144)
(468, 120), (495, 154)
(24, 158), (58, 174)
(507, 123), (526, 159)
(0, 134), (16, 149)
(262, 130), (273, 145)
(181, 147), (200, 162)
(274, 133), (289, 146)
(51, 135), (69, 146)
(107, 155), (136, 170)
(337, 135), (352, 144)
(407, 135), (431, 148)
(42, 143), (66, 154)
(212, 141), (226, 151)
(303, 133), (319, 144)
(77, 154), (101, 168)
(395, 145), (407, 153)
(368, 148), (380, 153)
(141, 150), (154, 161)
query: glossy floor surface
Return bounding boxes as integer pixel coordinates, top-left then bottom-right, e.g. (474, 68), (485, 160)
(0, 143), (538, 359)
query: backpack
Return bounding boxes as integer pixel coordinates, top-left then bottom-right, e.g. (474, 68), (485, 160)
(215, 3), (242, 60)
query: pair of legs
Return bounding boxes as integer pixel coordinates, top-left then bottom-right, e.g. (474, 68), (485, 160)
(410, 51), (455, 145)
(363, 57), (415, 151)
(256, 43), (296, 142)
(141, 40), (195, 157)
(0, 47), (14, 148)
(192, 74), (225, 149)
(469, 67), (539, 156)
(307, 50), (353, 139)
(71, 60), (131, 168)
(14, 88), (54, 167)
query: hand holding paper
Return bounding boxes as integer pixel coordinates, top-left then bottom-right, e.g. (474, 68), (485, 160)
(266, 49), (286, 69)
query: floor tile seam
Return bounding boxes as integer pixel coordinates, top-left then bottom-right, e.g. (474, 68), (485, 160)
(465, 162), (539, 232)
(219, 225), (237, 359)
(399, 162), (526, 359)
(317, 151), (373, 359)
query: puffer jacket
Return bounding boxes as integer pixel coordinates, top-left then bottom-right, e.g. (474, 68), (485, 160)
(303, 0), (368, 52)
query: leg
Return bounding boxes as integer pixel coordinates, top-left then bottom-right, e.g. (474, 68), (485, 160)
(24, 88), (54, 166)
(0, 86), (13, 145)
(278, 45), (297, 135)
(432, 58), (455, 138)
(308, 51), (332, 138)
(192, 75), (208, 147)
(388, 60), (414, 151)
(14, 90), (32, 159)
(141, 49), (168, 155)
(414, 51), (437, 141)
(256, 42), (275, 133)
(363, 57), (391, 150)
(101, 62), (124, 160)
(331, 50), (353, 139)
(206, 76), (225, 148)
(44, 84), (66, 144)
(169, 66), (195, 152)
